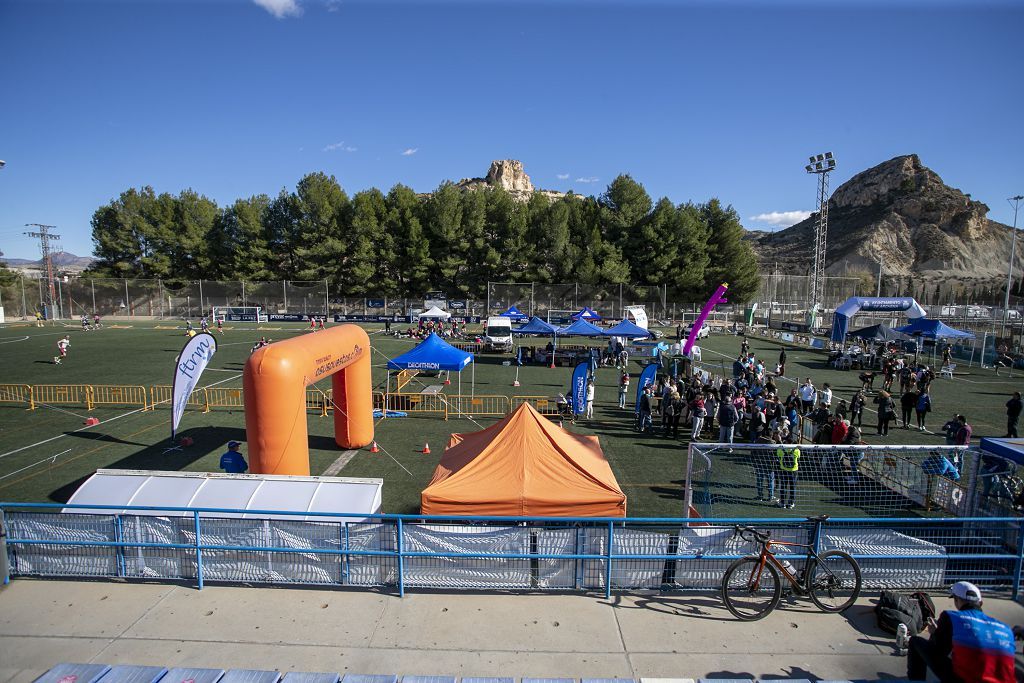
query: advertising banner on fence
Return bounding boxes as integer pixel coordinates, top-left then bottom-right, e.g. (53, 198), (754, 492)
(570, 362), (589, 415)
(171, 332), (217, 438)
(268, 313), (326, 322)
(332, 314), (482, 323)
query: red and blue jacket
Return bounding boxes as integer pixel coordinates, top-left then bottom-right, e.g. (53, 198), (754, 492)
(947, 609), (1015, 683)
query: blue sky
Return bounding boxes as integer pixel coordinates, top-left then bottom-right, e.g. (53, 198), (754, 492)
(1, 0), (1022, 260)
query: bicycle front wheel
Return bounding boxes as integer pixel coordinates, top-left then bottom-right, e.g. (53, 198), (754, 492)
(721, 556), (782, 620)
(805, 550), (862, 613)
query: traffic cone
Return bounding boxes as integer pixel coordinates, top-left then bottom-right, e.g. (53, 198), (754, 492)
(370, 441), (380, 453)
(513, 380), (520, 387)
(444, 378), (451, 385)
(83, 417), (100, 427)
(422, 442), (431, 454)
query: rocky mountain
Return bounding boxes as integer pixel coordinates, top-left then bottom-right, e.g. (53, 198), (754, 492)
(455, 160), (569, 202)
(2, 251), (95, 271)
(747, 154), (1020, 287)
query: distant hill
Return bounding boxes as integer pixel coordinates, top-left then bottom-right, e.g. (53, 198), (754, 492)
(746, 154), (1021, 289)
(2, 251), (95, 271)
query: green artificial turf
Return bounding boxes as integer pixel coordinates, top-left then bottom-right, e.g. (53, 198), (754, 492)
(0, 320), (1019, 518)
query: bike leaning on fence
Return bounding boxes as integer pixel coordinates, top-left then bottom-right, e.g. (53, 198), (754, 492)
(720, 516), (862, 620)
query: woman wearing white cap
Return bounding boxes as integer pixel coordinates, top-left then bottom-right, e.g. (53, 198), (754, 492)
(907, 581), (1015, 683)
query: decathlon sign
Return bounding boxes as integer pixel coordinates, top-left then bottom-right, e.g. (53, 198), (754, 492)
(171, 332), (217, 438)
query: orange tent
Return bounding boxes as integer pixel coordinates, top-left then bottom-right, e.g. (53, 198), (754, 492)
(421, 402), (626, 517)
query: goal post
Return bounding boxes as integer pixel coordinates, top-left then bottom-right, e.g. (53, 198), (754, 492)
(212, 305), (266, 323)
(684, 442), (978, 519)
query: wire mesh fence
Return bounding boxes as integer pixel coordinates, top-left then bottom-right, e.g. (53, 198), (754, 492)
(3, 505), (1022, 595)
(683, 444), (995, 520)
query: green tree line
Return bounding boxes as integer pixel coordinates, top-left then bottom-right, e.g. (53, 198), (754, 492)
(88, 172), (761, 302)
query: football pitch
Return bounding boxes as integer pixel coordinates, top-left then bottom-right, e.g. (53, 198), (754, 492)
(0, 319), (1019, 518)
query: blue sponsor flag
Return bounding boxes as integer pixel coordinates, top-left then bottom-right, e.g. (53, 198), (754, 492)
(570, 362), (589, 415)
(634, 362), (658, 414)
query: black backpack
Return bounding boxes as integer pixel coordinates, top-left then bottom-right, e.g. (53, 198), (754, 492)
(876, 590), (936, 636)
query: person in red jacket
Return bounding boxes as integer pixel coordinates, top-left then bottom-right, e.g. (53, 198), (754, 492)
(908, 581), (1015, 683)
(831, 417), (849, 445)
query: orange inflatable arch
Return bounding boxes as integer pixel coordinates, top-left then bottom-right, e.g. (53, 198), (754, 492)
(243, 324), (373, 476)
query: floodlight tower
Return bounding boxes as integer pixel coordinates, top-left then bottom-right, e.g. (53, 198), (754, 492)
(24, 223), (61, 318)
(804, 152), (836, 327)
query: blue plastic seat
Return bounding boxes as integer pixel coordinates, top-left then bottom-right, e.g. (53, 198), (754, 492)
(34, 663), (112, 683)
(99, 665), (167, 683)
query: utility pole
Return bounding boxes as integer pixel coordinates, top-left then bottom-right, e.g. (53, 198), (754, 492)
(24, 224), (60, 319)
(1002, 195), (1023, 339)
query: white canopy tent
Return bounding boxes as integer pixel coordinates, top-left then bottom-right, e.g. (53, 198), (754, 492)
(417, 305), (451, 320)
(64, 469), (383, 522)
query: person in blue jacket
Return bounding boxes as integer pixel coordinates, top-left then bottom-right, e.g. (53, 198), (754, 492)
(219, 441), (248, 474)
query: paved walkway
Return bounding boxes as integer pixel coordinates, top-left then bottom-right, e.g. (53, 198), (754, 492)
(2, 580), (1024, 683)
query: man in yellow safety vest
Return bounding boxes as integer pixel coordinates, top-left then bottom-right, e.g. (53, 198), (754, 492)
(777, 446), (800, 509)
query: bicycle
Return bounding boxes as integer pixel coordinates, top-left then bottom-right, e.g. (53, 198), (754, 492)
(720, 516), (862, 620)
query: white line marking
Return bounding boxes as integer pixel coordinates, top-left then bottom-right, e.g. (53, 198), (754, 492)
(0, 335), (29, 344)
(0, 373), (242, 461)
(322, 450), (359, 476)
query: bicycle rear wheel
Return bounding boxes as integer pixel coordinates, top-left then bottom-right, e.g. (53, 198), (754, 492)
(721, 556), (782, 620)
(805, 550), (862, 612)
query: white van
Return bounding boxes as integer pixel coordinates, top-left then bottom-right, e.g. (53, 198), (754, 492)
(484, 316), (514, 352)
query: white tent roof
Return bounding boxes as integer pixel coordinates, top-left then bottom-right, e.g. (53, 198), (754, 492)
(64, 469), (383, 522)
(417, 305), (451, 319)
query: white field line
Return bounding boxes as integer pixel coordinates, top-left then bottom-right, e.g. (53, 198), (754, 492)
(0, 373), (242, 461)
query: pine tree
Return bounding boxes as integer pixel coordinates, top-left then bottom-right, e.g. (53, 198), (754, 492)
(292, 172), (351, 282)
(424, 183), (467, 294)
(701, 199), (759, 302)
(384, 184), (431, 296)
(346, 189), (388, 294)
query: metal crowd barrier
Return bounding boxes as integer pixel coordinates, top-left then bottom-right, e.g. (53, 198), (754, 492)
(33, 384), (94, 410)
(2, 503), (1021, 599)
(0, 384), (33, 410)
(89, 385), (148, 410)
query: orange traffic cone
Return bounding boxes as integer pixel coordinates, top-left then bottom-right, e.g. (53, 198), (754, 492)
(83, 417), (100, 426)
(444, 378), (451, 385)
(370, 441), (380, 453)
(422, 442), (431, 454)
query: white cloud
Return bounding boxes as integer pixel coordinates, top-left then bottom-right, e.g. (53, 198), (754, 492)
(748, 210), (812, 227)
(575, 176), (599, 183)
(556, 173), (569, 180)
(326, 0), (341, 11)
(322, 141), (356, 152)
(401, 148), (418, 156)
(253, 0), (302, 18)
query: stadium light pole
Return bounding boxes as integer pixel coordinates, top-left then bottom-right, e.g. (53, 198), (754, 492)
(804, 152), (836, 331)
(1002, 195), (1024, 339)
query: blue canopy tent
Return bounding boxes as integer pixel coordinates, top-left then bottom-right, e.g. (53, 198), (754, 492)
(895, 318), (975, 367)
(513, 316), (558, 335)
(387, 332), (475, 396)
(603, 319), (651, 339)
(557, 319), (606, 336)
(571, 306), (602, 322)
(497, 305), (530, 321)
(895, 318), (975, 340)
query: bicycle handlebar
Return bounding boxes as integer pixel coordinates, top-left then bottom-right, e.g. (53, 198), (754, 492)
(733, 525), (771, 544)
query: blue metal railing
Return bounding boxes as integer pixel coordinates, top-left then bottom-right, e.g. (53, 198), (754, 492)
(1, 502), (1021, 598)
